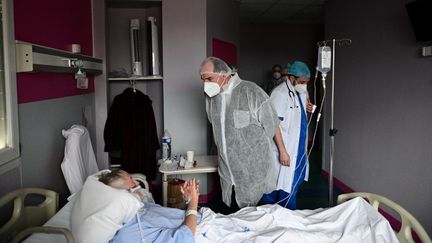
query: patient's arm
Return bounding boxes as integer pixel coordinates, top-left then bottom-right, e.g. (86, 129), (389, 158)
(180, 178), (200, 234)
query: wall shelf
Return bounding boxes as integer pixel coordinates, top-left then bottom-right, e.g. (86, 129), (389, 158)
(108, 75), (163, 81)
(16, 41), (103, 74)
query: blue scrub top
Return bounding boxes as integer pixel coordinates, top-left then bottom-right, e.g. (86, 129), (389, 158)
(297, 95), (307, 166)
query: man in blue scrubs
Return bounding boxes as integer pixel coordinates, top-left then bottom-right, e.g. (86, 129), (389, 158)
(262, 61), (313, 209)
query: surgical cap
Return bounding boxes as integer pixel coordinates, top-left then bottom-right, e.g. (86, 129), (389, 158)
(288, 61), (311, 78)
(200, 57), (233, 75)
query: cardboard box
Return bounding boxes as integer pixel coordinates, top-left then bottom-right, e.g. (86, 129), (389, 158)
(168, 178), (186, 209)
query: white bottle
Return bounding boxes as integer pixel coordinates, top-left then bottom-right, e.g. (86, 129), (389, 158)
(162, 129), (171, 160)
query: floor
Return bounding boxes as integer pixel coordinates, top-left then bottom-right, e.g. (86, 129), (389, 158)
(200, 149), (343, 213)
(296, 152), (343, 210)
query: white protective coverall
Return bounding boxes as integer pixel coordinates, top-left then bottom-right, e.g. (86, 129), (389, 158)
(206, 73), (279, 207)
(269, 80), (309, 193)
(61, 125), (99, 194)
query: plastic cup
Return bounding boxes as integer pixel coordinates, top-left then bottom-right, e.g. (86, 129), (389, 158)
(186, 151), (194, 163)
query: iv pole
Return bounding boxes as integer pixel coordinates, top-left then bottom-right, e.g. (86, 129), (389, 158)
(317, 38), (352, 207)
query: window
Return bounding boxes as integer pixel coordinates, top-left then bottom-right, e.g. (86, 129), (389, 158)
(0, 0), (19, 166)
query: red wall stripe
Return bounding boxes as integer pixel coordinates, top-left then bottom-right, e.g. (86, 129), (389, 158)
(17, 73), (94, 103)
(212, 38), (237, 65)
(14, 0), (95, 103)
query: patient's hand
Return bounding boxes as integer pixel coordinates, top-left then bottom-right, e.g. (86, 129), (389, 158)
(180, 178), (200, 202)
(181, 179), (200, 234)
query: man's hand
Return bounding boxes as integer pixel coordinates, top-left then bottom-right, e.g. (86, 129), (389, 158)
(180, 178), (200, 202)
(306, 99), (314, 113)
(279, 150), (291, 166)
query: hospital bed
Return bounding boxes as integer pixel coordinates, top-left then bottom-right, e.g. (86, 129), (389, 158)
(0, 173), (151, 243)
(337, 192), (431, 243)
(1, 191), (431, 243)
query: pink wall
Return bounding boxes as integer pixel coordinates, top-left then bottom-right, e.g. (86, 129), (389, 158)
(14, 0), (95, 103)
(212, 38), (237, 65)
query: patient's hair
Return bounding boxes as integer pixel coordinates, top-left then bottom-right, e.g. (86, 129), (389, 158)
(98, 170), (127, 189)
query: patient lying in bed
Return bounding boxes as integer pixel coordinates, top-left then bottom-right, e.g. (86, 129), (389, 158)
(100, 170), (199, 243)
(71, 169), (199, 243)
(72, 170), (398, 243)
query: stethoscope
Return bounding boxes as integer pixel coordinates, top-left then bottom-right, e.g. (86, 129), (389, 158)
(285, 81), (299, 109)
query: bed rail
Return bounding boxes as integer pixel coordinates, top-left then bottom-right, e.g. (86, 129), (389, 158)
(11, 226), (73, 243)
(337, 192), (431, 243)
(0, 188), (58, 243)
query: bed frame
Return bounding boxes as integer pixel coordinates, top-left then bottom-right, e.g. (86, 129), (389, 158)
(0, 188), (67, 243)
(337, 192), (431, 243)
(1, 190), (430, 243)
(0, 173), (151, 243)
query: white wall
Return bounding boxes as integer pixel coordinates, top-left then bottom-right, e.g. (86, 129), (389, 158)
(20, 94), (95, 204)
(162, 0), (240, 195)
(324, 0), (432, 234)
(239, 23), (323, 87)
(162, 0), (207, 155)
(207, 0), (240, 57)
(93, 0), (109, 169)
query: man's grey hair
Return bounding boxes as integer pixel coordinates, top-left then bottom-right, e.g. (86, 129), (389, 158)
(199, 56), (233, 75)
(99, 169), (126, 188)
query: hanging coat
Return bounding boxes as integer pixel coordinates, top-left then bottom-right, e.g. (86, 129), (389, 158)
(269, 80), (309, 193)
(104, 88), (160, 180)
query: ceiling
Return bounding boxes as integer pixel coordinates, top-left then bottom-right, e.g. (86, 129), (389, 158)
(238, 0), (326, 24)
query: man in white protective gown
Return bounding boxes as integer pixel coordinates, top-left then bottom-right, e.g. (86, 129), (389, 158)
(199, 56), (280, 212)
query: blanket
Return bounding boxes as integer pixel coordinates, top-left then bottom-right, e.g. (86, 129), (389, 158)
(195, 197), (398, 243)
(112, 197), (398, 243)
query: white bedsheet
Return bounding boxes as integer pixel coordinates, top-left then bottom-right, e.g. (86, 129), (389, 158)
(195, 197), (398, 243)
(22, 200), (73, 243)
(22, 196), (398, 243)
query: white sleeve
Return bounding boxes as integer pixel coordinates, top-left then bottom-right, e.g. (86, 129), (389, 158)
(205, 96), (212, 124)
(269, 88), (288, 121)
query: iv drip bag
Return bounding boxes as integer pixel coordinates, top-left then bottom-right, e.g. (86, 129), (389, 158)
(317, 46), (332, 74)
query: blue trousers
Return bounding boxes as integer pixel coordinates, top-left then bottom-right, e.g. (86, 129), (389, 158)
(261, 154), (307, 209)
(261, 161), (306, 210)
(261, 189), (294, 208)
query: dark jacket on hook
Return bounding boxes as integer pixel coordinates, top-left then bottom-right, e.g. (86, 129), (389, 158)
(104, 88), (160, 180)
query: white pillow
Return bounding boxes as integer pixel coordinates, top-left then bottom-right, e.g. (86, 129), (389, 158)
(71, 170), (143, 243)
